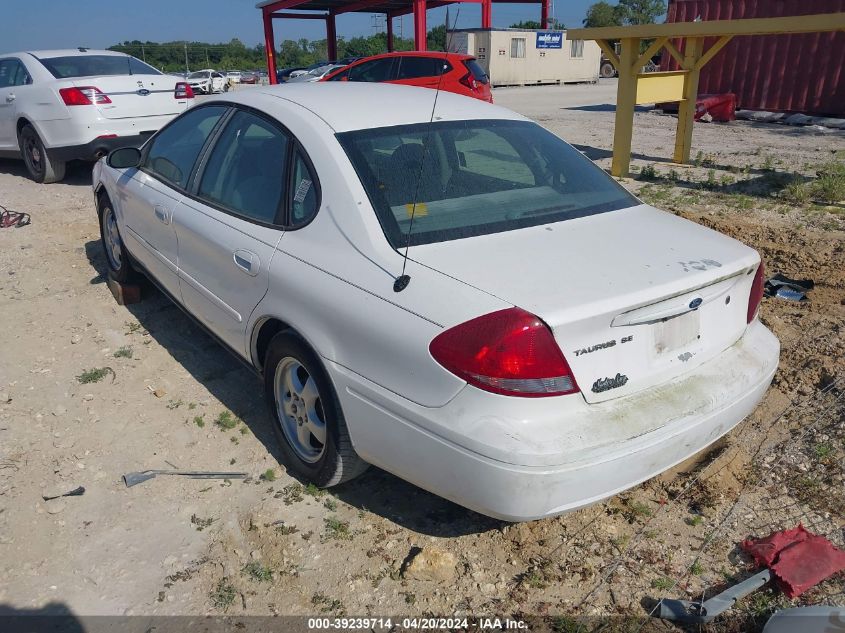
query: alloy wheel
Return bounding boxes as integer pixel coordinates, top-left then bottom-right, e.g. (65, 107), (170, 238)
(273, 356), (327, 463)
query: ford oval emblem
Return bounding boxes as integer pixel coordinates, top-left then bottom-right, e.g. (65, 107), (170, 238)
(136, 88), (150, 96)
(689, 297), (703, 309)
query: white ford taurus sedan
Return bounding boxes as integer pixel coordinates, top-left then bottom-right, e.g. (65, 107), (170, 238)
(92, 83), (779, 521)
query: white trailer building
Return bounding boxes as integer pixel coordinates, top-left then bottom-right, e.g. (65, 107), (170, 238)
(447, 29), (601, 87)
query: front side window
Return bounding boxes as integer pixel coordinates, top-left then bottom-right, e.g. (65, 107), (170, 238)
(396, 57), (448, 80)
(39, 54), (161, 79)
(510, 38), (526, 58)
(338, 119), (637, 247)
(144, 105), (227, 188)
(198, 110), (289, 224)
(348, 58), (396, 82)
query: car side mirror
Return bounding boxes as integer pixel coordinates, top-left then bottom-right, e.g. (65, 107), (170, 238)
(107, 147), (142, 169)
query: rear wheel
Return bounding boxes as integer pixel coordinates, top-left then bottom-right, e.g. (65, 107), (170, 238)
(600, 62), (616, 79)
(19, 125), (66, 184)
(264, 331), (368, 487)
(97, 193), (136, 283)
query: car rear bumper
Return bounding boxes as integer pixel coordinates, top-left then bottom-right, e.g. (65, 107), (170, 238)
(50, 132), (155, 162)
(327, 320), (779, 521)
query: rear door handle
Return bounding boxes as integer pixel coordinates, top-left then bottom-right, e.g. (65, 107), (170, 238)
(233, 250), (259, 277)
(153, 204), (171, 225)
(5, 94), (15, 103)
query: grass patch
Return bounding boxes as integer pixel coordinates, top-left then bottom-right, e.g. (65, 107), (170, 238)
(651, 576), (674, 590)
(209, 578), (236, 610)
(638, 164), (659, 181)
(214, 410), (238, 430)
(276, 483), (304, 505)
(685, 514), (704, 527)
(242, 561), (273, 582)
(113, 346), (133, 359)
(167, 399), (183, 410)
(323, 498), (338, 511)
(525, 570), (547, 589)
(690, 559), (704, 576)
(193, 415), (205, 428)
(76, 367), (113, 384)
(275, 523), (299, 535)
(813, 160), (845, 203)
(190, 514), (214, 531)
(305, 482), (326, 497)
(260, 468), (276, 482)
(311, 592), (343, 613)
(624, 499), (653, 521)
(125, 321), (142, 334)
(323, 516), (352, 541)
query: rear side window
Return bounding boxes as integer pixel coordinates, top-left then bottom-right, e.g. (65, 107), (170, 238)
(396, 57), (449, 80)
(289, 150), (319, 226)
(39, 54), (161, 78)
(198, 110), (289, 224)
(326, 68), (349, 81)
(348, 58), (396, 82)
(144, 106), (227, 189)
(0, 59), (31, 88)
(465, 59), (489, 84)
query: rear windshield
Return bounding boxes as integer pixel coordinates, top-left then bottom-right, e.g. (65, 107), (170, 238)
(39, 54), (161, 79)
(337, 119), (637, 247)
(465, 59), (489, 84)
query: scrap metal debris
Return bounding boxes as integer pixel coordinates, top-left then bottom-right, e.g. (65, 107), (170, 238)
(765, 273), (815, 302)
(122, 470), (248, 488)
(0, 205), (30, 229)
(656, 525), (845, 624)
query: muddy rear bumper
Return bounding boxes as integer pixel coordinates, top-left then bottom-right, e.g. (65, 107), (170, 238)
(329, 320), (779, 521)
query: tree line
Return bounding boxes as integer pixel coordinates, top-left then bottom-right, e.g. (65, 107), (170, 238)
(107, 1), (664, 72)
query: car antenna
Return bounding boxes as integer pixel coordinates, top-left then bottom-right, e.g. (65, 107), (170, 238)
(394, 5), (459, 292)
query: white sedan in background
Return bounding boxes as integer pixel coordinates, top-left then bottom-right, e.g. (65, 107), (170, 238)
(187, 69), (228, 94)
(91, 83), (779, 521)
(286, 63), (346, 83)
(0, 48), (193, 182)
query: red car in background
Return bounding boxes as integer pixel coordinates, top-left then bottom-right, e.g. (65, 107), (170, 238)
(321, 51), (492, 103)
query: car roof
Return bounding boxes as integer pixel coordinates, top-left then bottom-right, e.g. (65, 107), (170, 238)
(353, 51), (473, 62)
(221, 82), (525, 133)
(21, 49), (130, 58)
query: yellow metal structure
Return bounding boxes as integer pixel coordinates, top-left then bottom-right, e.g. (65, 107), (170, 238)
(568, 13), (845, 177)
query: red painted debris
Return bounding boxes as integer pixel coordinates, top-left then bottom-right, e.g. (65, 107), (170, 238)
(741, 524), (845, 598)
(695, 93), (736, 121)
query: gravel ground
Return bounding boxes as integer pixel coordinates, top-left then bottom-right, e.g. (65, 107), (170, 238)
(0, 81), (843, 631)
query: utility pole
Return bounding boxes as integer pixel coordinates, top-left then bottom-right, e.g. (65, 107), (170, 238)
(141, 43), (146, 61)
(206, 48), (210, 67)
(184, 42), (189, 75)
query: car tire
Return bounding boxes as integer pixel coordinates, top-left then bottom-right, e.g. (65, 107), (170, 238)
(19, 125), (66, 184)
(600, 62), (616, 79)
(264, 330), (369, 488)
(97, 192), (136, 283)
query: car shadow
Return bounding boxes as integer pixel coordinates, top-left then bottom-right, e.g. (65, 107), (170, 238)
(0, 602), (85, 633)
(83, 239), (503, 538)
(0, 158), (95, 187)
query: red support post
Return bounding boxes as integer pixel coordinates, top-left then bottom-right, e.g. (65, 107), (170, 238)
(263, 8), (278, 84)
(541, 0), (549, 29)
(386, 13), (394, 52)
(481, 0), (492, 29)
(326, 11), (338, 60)
(413, 0), (427, 51)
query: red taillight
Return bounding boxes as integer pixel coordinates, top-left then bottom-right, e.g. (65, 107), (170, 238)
(430, 307), (579, 397)
(458, 72), (478, 91)
(175, 82), (194, 99)
(59, 86), (111, 106)
(747, 260), (765, 323)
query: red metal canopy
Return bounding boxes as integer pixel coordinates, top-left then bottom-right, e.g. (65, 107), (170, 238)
(257, 0), (551, 82)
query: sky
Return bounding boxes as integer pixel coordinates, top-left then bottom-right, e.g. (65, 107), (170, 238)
(0, 0), (597, 52)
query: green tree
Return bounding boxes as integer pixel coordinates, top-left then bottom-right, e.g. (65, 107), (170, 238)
(583, 1), (625, 27)
(427, 24), (446, 51)
(618, 0), (665, 25)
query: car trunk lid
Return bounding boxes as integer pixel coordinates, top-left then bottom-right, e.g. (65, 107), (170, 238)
(411, 205), (761, 403)
(71, 75), (184, 119)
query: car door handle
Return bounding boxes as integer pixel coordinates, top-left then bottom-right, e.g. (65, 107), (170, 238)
(5, 94), (14, 103)
(233, 250), (259, 277)
(153, 204), (171, 225)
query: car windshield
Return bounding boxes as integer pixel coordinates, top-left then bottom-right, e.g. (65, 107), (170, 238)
(337, 119), (638, 247)
(39, 54), (161, 78)
(188, 71), (209, 79)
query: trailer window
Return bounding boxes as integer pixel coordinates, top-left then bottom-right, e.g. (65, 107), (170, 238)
(570, 40), (584, 58)
(510, 38), (526, 59)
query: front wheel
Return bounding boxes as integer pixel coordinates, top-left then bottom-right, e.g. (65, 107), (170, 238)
(264, 331), (369, 487)
(19, 125), (66, 183)
(98, 194), (136, 283)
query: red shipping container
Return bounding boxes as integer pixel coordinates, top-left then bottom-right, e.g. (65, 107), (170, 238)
(661, 0), (845, 116)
